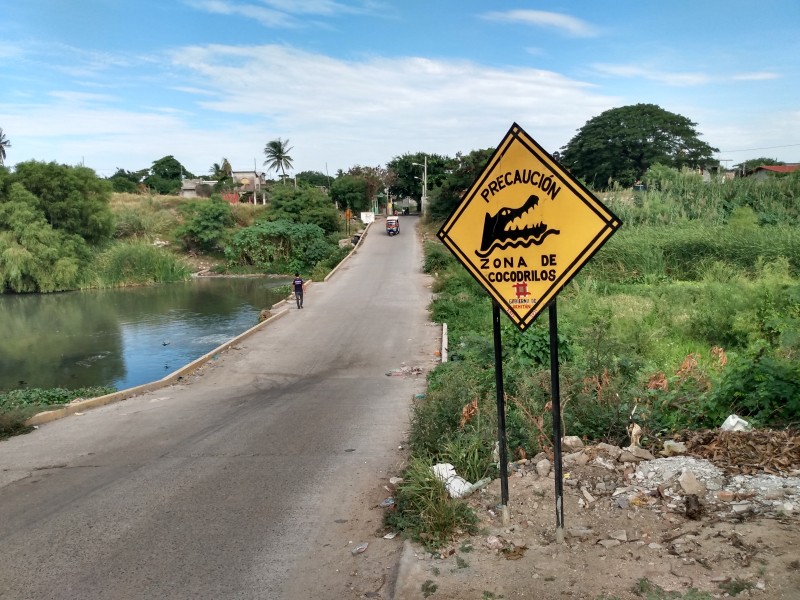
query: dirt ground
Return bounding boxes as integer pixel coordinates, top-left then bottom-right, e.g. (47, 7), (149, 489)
(388, 436), (800, 600)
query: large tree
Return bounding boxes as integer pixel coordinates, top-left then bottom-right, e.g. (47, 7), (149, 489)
(559, 104), (719, 188)
(330, 175), (369, 212)
(387, 152), (450, 203)
(295, 170), (332, 188)
(426, 148), (495, 220)
(263, 138), (294, 183)
(143, 155), (193, 195)
(265, 185), (339, 234)
(0, 128), (10, 165)
(10, 160), (114, 244)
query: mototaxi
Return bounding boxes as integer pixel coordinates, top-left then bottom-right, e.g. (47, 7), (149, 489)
(386, 216), (400, 236)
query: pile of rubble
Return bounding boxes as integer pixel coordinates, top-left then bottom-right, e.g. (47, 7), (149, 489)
(505, 430), (799, 522)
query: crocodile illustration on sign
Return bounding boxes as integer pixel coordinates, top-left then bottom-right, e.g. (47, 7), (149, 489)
(476, 194), (560, 258)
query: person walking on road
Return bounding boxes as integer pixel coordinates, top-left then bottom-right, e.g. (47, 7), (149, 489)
(293, 272), (305, 309)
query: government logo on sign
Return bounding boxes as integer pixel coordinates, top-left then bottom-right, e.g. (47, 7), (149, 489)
(437, 123), (622, 331)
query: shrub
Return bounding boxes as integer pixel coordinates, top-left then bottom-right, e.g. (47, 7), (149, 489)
(174, 197), (234, 252)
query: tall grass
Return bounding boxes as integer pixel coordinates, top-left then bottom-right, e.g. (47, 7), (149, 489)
(83, 240), (192, 287)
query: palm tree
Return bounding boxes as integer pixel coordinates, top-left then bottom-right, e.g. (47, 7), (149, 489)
(0, 128), (10, 166)
(209, 157), (233, 181)
(263, 138), (294, 183)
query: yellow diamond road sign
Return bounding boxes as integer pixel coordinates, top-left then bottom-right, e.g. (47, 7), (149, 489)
(437, 123), (622, 331)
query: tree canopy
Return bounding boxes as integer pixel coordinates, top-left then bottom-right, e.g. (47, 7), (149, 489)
(330, 175), (369, 212)
(0, 161), (112, 292)
(263, 138), (294, 182)
(387, 153), (450, 204)
(426, 148), (494, 220)
(265, 185), (339, 235)
(295, 170), (332, 188)
(143, 155), (193, 195)
(10, 160), (115, 244)
(559, 104), (719, 188)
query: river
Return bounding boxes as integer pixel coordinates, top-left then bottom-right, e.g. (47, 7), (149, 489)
(0, 277), (291, 393)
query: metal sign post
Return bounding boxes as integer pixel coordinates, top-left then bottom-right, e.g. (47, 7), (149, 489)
(492, 301), (510, 512)
(549, 301), (565, 542)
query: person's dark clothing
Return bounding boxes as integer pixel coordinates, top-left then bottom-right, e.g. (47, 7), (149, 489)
(293, 276), (304, 308)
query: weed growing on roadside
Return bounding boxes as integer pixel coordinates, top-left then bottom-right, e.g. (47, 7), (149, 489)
(385, 456), (478, 550)
(421, 580), (438, 598)
(630, 578), (714, 599)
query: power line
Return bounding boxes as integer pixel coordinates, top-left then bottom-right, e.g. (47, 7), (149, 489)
(717, 143), (800, 153)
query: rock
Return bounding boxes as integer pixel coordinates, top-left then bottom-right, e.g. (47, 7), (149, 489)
(717, 490), (735, 502)
(685, 494), (703, 520)
(679, 469), (706, 496)
(530, 452), (548, 464)
(618, 450), (643, 463)
(581, 487), (596, 503)
(485, 535), (505, 550)
(597, 539), (621, 548)
(648, 543), (663, 550)
(593, 456), (617, 470)
(764, 489), (785, 500)
(608, 530), (628, 542)
(562, 436), (584, 451)
(661, 440), (687, 456)
(626, 446), (655, 461)
(567, 527), (593, 540)
(596, 443), (622, 459)
(536, 459), (551, 478)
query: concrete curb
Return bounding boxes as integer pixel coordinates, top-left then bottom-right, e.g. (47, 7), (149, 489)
(25, 307), (290, 426)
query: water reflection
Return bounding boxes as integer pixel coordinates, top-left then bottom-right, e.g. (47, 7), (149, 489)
(0, 277), (290, 392)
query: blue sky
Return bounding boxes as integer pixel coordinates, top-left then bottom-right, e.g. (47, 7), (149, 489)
(2, 1), (799, 178)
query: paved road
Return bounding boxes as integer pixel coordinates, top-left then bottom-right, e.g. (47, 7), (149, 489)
(0, 217), (437, 599)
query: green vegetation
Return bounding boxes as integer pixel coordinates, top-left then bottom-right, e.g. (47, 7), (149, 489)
(1, 161), (362, 295)
(596, 578), (716, 599)
(391, 166), (800, 547)
(263, 138), (294, 181)
(385, 456), (479, 549)
(559, 104), (719, 188)
(0, 387), (115, 439)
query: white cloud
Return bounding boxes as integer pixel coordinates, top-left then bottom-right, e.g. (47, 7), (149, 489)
(481, 10), (599, 38)
(732, 71), (781, 81)
(592, 63), (710, 87)
(3, 43), (619, 175)
(184, 0), (383, 27)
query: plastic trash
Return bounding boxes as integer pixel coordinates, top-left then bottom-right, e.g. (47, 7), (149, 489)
(379, 497), (395, 508)
(431, 463), (473, 498)
(720, 414), (751, 432)
(351, 542), (369, 555)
